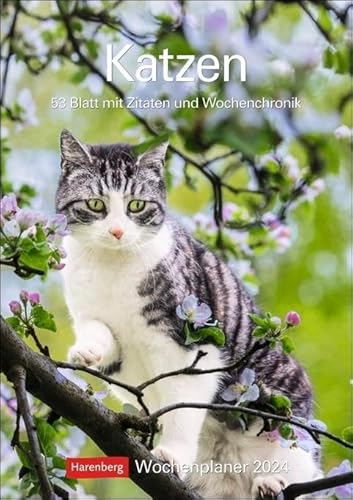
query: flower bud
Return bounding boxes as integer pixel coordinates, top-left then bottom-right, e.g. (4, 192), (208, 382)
(51, 262), (65, 270)
(9, 300), (22, 315)
(269, 316), (282, 329)
(286, 311), (301, 326)
(58, 246), (67, 259)
(28, 292), (40, 305)
(19, 290), (29, 303)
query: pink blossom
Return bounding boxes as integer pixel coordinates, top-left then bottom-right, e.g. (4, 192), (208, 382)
(9, 301), (21, 315)
(28, 292), (40, 305)
(47, 214), (69, 237)
(0, 193), (18, 218)
(263, 212), (281, 230)
(222, 202), (237, 222)
(20, 290), (29, 303)
(286, 311), (301, 326)
(51, 262), (65, 270)
(15, 209), (45, 230)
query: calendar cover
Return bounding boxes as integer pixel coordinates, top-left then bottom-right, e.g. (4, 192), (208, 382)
(1, 1), (352, 499)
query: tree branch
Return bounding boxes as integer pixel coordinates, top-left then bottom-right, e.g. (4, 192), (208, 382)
(148, 402), (353, 450)
(10, 365), (55, 499)
(0, 317), (201, 500)
(281, 472), (353, 500)
(54, 359), (150, 415)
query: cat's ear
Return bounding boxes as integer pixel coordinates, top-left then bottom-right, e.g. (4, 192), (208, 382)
(138, 141), (168, 167)
(60, 129), (91, 165)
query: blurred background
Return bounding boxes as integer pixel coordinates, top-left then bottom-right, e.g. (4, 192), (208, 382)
(1, 1), (352, 498)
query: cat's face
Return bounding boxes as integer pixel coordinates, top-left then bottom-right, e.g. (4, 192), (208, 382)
(56, 130), (168, 251)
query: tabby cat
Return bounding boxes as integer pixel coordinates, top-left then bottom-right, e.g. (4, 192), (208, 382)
(56, 130), (321, 499)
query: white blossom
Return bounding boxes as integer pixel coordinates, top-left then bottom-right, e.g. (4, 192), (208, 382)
(16, 88), (38, 129)
(335, 124), (353, 140)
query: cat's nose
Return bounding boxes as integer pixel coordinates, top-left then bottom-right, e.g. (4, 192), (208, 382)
(109, 226), (124, 240)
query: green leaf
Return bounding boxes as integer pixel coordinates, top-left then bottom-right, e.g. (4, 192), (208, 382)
(150, 33), (197, 58)
(60, 417), (74, 427)
(34, 417), (57, 457)
(31, 305), (56, 332)
(270, 393), (292, 411)
(196, 326), (226, 347)
(318, 6), (332, 33)
(5, 316), (26, 336)
(52, 455), (66, 470)
(70, 66), (89, 84)
(34, 225), (48, 245)
(59, 476), (78, 489)
(19, 236), (36, 252)
(279, 423), (294, 440)
(86, 40), (99, 59)
(281, 335), (295, 354)
(269, 339), (277, 349)
(248, 313), (268, 328)
(27, 485), (40, 497)
(20, 474), (33, 491)
(71, 20), (83, 32)
(342, 426), (353, 443)
(184, 322), (203, 345)
(184, 323), (225, 347)
(132, 133), (169, 156)
(5, 316), (21, 330)
(19, 250), (49, 274)
(252, 326), (267, 338)
(323, 47), (335, 69)
(16, 442), (33, 469)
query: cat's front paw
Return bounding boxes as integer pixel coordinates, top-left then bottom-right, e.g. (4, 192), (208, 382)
(251, 475), (288, 499)
(152, 446), (188, 480)
(68, 342), (103, 366)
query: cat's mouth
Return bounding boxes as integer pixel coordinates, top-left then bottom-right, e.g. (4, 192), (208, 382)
(97, 236), (147, 254)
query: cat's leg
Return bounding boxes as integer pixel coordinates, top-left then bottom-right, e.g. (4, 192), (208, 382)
(68, 319), (120, 368)
(149, 345), (222, 479)
(151, 374), (218, 479)
(188, 417), (321, 499)
(242, 427), (321, 499)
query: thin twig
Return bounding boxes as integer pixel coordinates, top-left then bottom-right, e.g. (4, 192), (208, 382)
(10, 365), (55, 499)
(138, 350), (208, 391)
(10, 406), (21, 447)
(27, 326), (50, 357)
(298, 1), (332, 43)
(138, 340), (266, 391)
(0, 0), (20, 105)
(54, 360), (142, 396)
(148, 402), (353, 450)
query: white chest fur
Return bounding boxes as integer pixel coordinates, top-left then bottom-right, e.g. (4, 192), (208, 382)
(61, 224), (214, 410)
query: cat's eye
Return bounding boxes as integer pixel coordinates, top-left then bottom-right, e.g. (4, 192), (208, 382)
(128, 200), (146, 213)
(86, 198), (105, 212)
